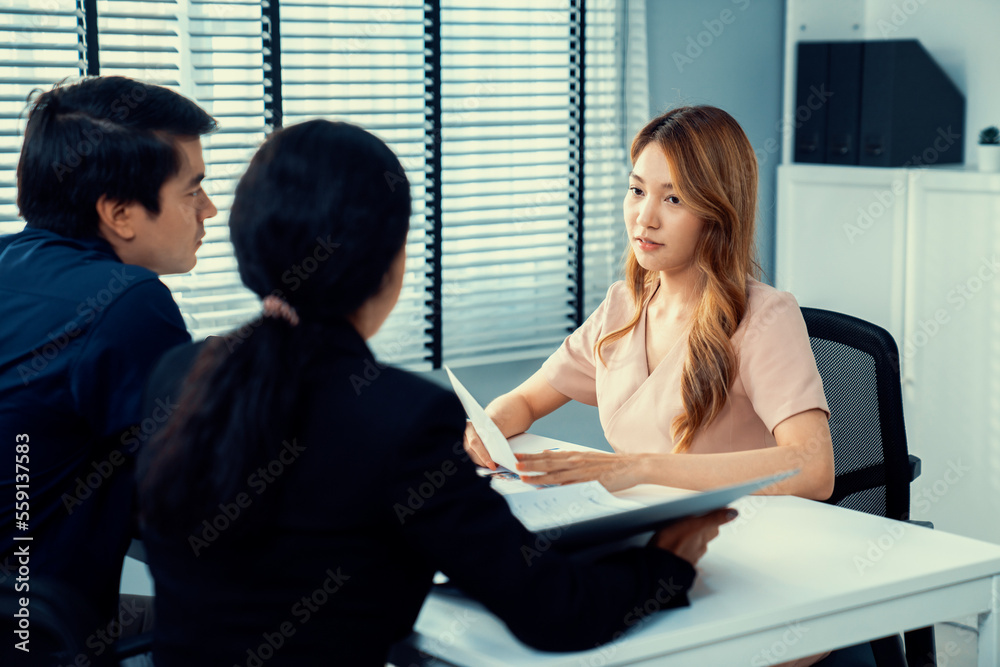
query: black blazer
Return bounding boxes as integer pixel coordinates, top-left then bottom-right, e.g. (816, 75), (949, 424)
(138, 320), (696, 666)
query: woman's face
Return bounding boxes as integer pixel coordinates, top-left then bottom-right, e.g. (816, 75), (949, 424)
(623, 145), (704, 276)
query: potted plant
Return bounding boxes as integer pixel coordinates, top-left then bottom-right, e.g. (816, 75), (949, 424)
(979, 126), (1000, 172)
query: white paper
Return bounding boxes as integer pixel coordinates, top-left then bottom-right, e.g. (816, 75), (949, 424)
(444, 366), (523, 474)
(502, 481), (642, 532)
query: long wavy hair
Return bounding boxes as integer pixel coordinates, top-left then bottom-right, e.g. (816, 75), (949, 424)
(138, 120), (411, 536)
(596, 106), (761, 452)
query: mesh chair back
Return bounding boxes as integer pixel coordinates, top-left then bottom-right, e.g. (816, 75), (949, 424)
(801, 307), (911, 520)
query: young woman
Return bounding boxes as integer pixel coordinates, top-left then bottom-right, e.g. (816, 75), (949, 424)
(465, 106), (835, 501)
(136, 119), (735, 666)
(464, 106), (844, 667)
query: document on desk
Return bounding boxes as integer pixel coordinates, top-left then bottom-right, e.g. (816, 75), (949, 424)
(503, 481), (641, 532)
(506, 469), (799, 549)
(444, 366), (798, 548)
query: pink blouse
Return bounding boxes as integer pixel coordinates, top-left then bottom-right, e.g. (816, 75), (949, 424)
(541, 279), (829, 454)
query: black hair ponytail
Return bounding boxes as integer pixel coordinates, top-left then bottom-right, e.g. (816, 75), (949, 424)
(139, 120), (410, 538)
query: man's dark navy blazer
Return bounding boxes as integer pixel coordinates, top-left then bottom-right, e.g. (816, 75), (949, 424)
(0, 226), (190, 627)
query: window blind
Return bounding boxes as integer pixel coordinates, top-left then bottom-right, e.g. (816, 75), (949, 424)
(583, 2), (627, 316)
(161, 0), (265, 340)
(0, 0), (81, 237)
(95, 0), (265, 340)
(280, 0), (432, 368)
(438, 0), (628, 366)
(437, 0), (578, 366)
(2, 0), (632, 368)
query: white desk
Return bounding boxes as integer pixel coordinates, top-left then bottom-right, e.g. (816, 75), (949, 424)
(407, 435), (1000, 667)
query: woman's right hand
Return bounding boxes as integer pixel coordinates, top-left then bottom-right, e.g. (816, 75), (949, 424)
(463, 420), (497, 470)
(650, 508), (738, 566)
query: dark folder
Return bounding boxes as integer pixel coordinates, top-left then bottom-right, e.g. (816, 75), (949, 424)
(826, 42), (864, 165)
(794, 39), (965, 168)
(858, 40), (964, 167)
(794, 42), (829, 164)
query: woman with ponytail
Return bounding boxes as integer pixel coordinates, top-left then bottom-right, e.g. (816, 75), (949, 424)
(137, 119), (736, 666)
(466, 105), (835, 502)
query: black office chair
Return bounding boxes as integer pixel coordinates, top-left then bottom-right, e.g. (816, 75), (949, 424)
(802, 307), (935, 667)
(0, 576), (152, 665)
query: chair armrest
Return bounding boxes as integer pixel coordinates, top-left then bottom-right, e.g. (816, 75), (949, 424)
(908, 454), (921, 481)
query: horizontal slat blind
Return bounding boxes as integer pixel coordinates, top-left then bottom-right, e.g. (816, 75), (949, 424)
(281, 0), (431, 368)
(583, 2), (627, 315)
(0, 0), (80, 237)
(3, 0), (632, 368)
(95, 0), (264, 340)
(439, 0), (576, 367)
(162, 0), (264, 339)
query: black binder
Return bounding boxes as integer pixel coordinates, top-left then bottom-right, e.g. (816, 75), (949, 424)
(826, 42), (863, 165)
(793, 42), (829, 164)
(858, 40), (964, 167)
(794, 39), (965, 168)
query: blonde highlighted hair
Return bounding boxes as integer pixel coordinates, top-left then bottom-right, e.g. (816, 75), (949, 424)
(597, 106), (761, 452)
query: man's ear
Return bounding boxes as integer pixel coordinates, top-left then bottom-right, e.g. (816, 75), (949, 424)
(96, 194), (138, 241)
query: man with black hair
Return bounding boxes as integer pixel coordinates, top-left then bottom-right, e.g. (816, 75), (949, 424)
(0, 76), (217, 658)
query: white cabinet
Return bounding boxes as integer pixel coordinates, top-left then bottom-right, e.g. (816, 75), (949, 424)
(776, 164), (1000, 543)
(903, 170), (1000, 544)
(776, 165), (908, 344)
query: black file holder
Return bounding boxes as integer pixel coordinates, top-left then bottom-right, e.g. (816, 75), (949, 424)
(793, 39), (965, 167)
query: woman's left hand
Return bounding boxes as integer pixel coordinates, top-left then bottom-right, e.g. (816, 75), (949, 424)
(514, 450), (647, 492)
